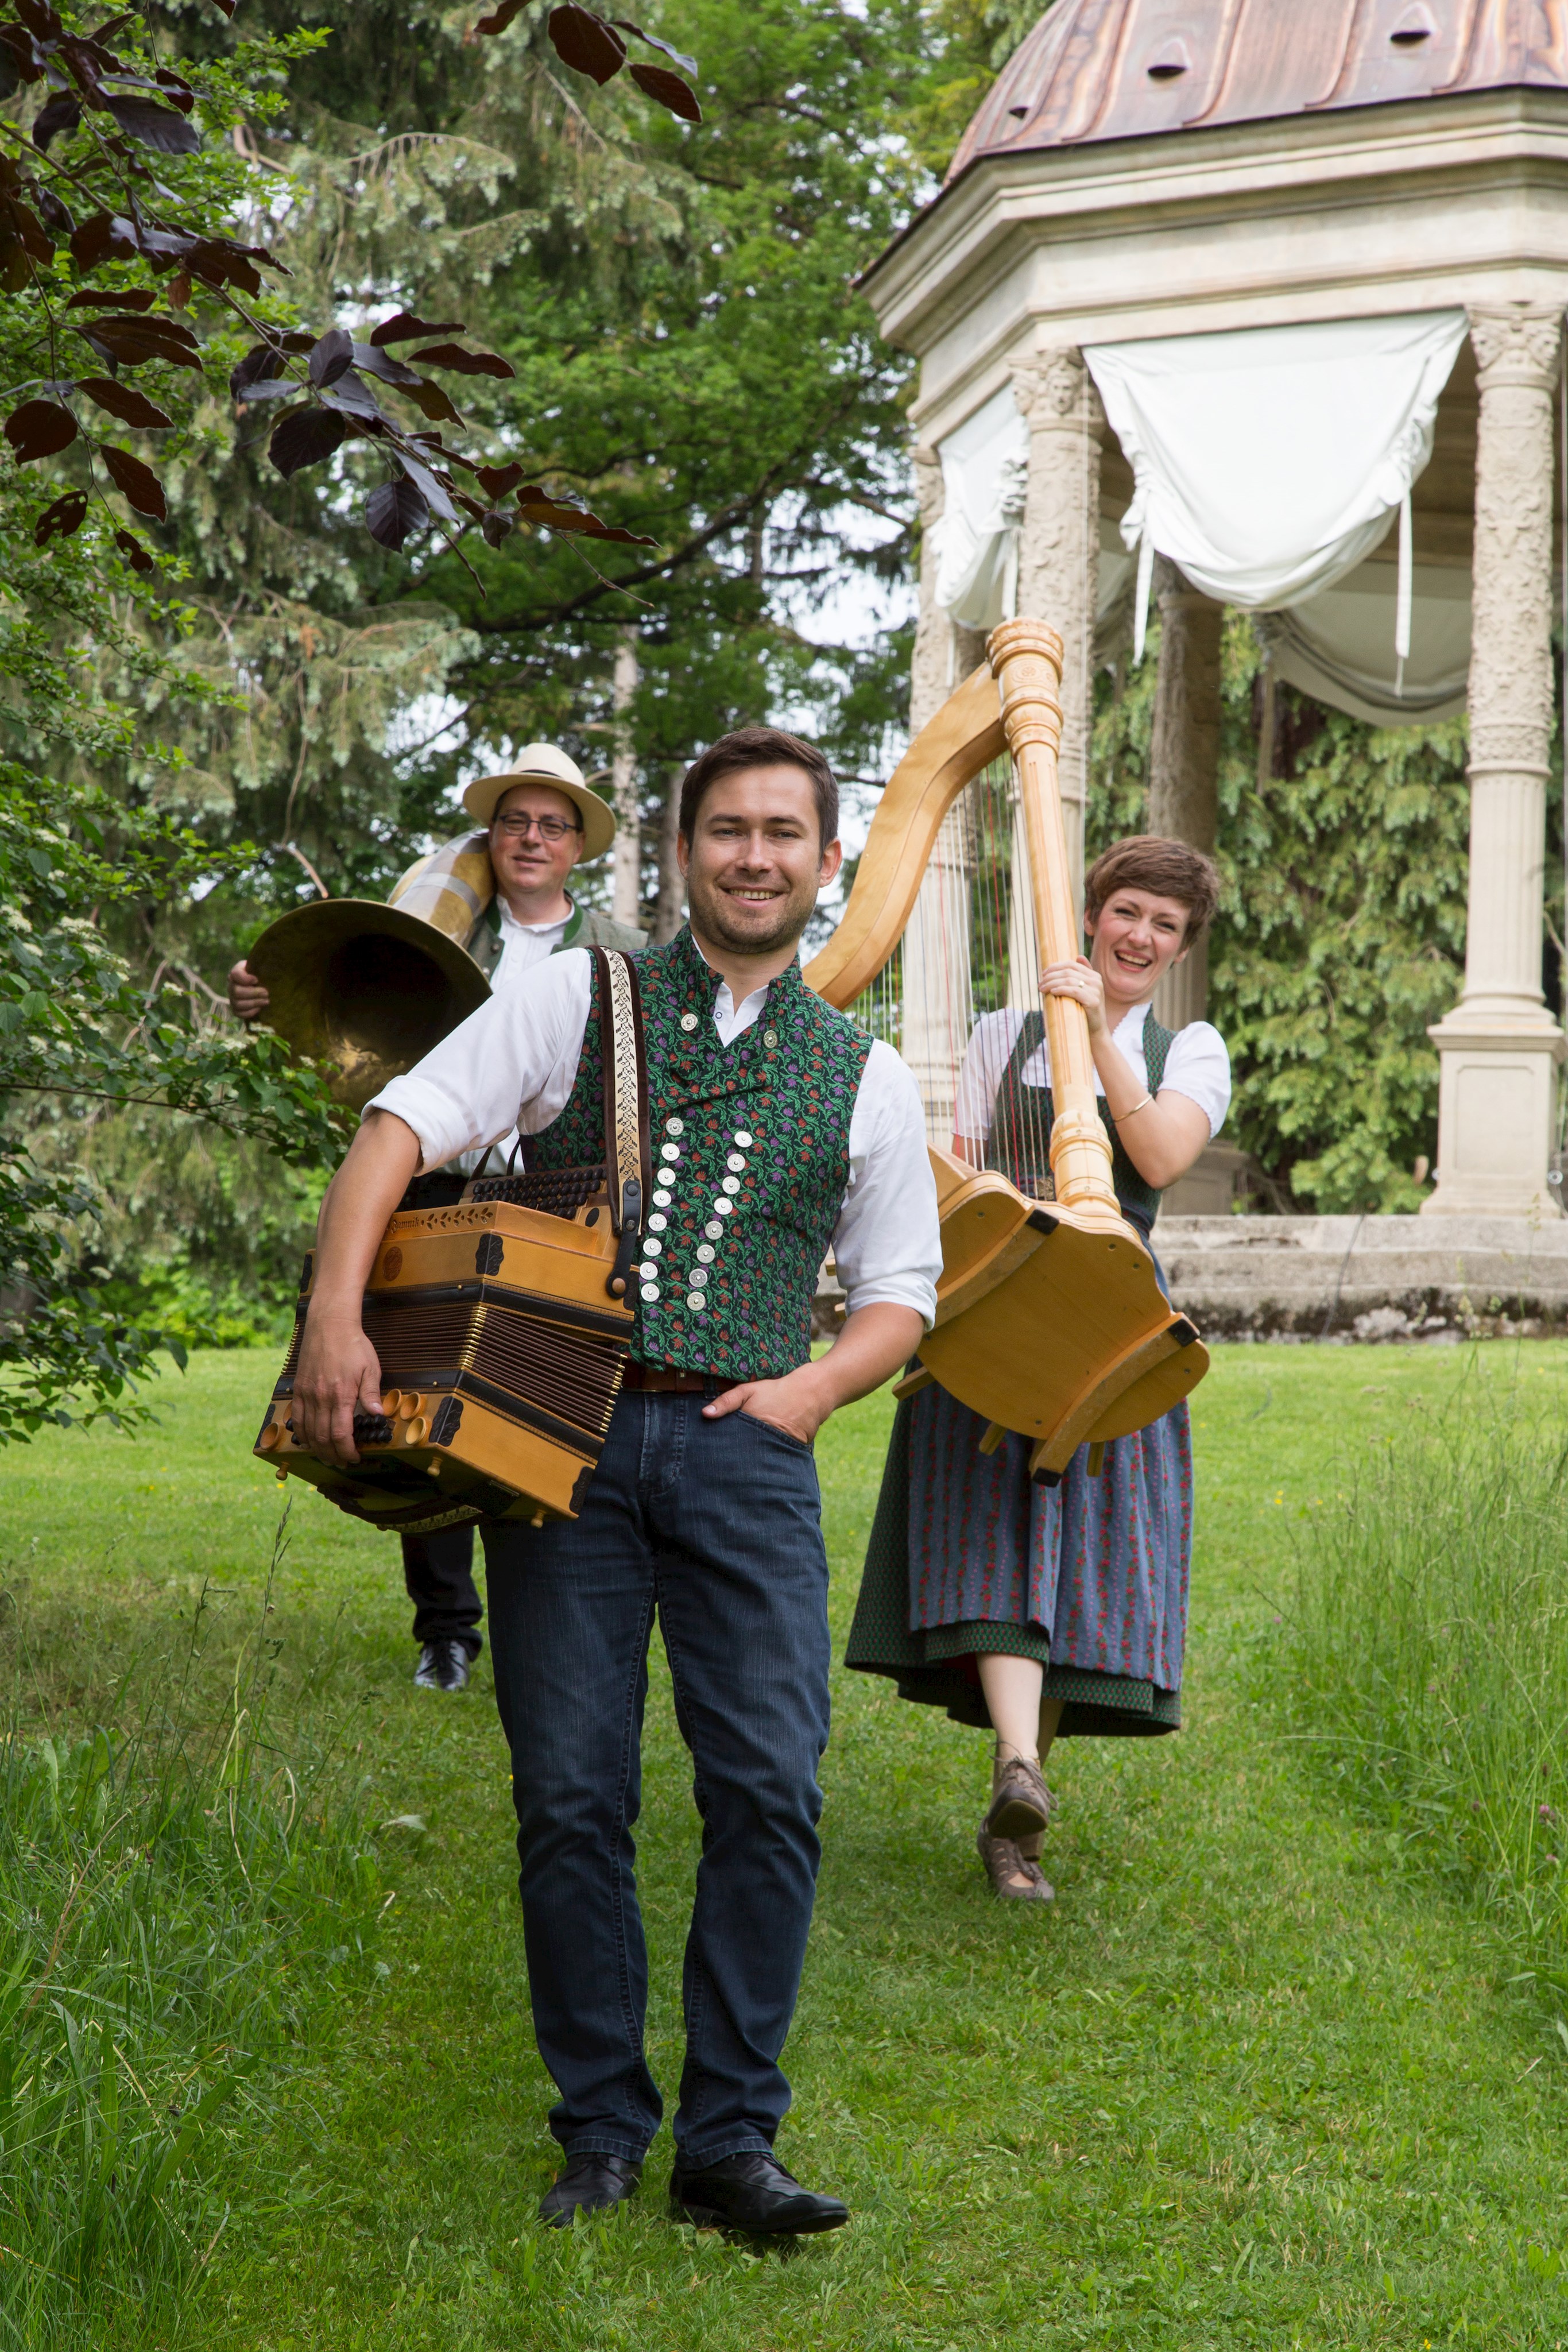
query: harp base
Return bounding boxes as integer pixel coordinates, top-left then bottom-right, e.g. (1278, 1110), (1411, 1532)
(916, 1146), (1209, 1474)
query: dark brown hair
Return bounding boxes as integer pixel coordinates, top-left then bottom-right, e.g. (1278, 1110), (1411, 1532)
(677, 726), (839, 850)
(1084, 834), (1221, 943)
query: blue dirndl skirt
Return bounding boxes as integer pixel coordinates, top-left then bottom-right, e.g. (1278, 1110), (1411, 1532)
(845, 1378), (1192, 1736)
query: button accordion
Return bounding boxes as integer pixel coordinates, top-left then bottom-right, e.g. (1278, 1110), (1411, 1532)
(254, 947), (650, 1535)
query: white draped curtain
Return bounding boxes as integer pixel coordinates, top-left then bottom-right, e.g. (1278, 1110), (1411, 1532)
(932, 310), (1472, 727)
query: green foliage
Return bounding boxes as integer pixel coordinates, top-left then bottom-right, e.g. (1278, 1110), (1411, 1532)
(14, 1347), (1568, 2349)
(1280, 1365), (1568, 1998)
(0, 768), (346, 1436)
(1090, 617), (1477, 1212)
(0, 1522), (385, 2345)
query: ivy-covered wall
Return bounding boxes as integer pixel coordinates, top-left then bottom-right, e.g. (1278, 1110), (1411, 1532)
(1087, 615), (1565, 1216)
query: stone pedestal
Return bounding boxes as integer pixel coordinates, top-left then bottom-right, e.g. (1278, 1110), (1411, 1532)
(1424, 307), (1565, 1219)
(1012, 350), (1105, 916)
(1147, 576), (1223, 1034)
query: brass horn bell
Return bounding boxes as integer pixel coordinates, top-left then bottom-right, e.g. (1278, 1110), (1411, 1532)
(247, 858), (492, 1112)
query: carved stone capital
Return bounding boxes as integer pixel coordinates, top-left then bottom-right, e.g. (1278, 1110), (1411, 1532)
(1012, 349), (1104, 436)
(913, 444), (944, 528)
(1468, 306), (1563, 391)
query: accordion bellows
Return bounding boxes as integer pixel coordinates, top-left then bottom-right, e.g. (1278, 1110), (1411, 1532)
(255, 1181), (636, 1535)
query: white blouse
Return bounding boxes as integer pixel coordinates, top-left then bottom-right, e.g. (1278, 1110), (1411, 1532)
(953, 1001), (1232, 1144)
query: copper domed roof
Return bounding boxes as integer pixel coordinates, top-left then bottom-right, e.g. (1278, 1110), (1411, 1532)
(948, 0), (1568, 181)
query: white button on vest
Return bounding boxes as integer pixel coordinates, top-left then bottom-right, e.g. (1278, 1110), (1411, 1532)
(696, 1244), (715, 1264)
(641, 1282), (660, 1302)
(713, 1197), (733, 1216)
(726, 1152), (746, 1173)
(660, 1142), (680, 1162)
(704, 1218), (723, 1240)
(687, 1291), (707, 1312)
(680, 1012), (699, 1032)
(653, 1189), (671, 1208)
(642, 1237), (661, 1257)
(690, 1267), (709, 1287)
(665, 1116), (684, 1136)
(722, 1175), (740, 1196)
(734, 1131), (753, 1148)
(762, 1028), (777, 1047)
(648, 1212), (667, 1232)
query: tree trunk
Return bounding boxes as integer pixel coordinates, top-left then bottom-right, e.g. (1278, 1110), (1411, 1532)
(652, 775), (684, 942)
(610, 628), (641, 927)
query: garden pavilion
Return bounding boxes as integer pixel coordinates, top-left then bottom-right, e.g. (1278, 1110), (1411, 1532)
(864, 0), (1568, 1221)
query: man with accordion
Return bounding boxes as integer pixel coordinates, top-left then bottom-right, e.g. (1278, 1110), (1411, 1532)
(229, 744), (643, 1693)
(291, 728), (940, 2237)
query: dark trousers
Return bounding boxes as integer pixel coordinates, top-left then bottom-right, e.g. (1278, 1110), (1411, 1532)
(402, 1524), (483, 1657)
(481, 1391), (831, 2167)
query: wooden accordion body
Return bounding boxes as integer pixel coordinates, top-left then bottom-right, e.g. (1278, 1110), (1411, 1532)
(256, 946), (648, 1535)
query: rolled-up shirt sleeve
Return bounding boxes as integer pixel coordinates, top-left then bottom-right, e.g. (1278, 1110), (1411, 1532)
(365, 949), (593, 1171)
(833, 1040), (942, 1329)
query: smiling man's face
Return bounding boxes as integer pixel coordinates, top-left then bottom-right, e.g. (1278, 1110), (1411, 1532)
(679, 764), (842, 958)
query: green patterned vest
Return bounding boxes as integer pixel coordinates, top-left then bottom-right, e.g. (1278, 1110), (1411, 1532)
(530, 927), (873, 1379)
(984, 1008), (1176, 1234)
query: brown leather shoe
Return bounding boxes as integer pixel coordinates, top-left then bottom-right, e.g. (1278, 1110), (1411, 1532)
(983, 1754), (1056, 1843)
(976, 1825), (1054, 1902)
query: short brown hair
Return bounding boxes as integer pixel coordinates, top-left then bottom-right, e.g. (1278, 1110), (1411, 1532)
(1084, 834), (1221, 943)
(678, 726), (839, 850)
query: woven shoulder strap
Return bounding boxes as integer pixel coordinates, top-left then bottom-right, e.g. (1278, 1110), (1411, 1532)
(591, 946), (650, 1298)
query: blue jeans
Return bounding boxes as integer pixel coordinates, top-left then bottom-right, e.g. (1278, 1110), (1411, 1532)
(480, 1391), (831, 2167)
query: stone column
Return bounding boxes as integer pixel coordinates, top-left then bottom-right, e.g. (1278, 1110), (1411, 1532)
(1011, 349), (1106, 918)
(1424, 306), (1565, 1220)
(902, 445), (977, 1142)
(1148, 575), (1223, 1032)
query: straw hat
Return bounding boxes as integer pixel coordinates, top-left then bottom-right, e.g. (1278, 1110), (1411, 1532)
(462, 743), (617, 861)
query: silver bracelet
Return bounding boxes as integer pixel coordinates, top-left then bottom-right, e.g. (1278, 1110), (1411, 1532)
(1112, 1092), (1155, 1123)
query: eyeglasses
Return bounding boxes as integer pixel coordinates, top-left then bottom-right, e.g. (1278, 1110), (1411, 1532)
(494, 811), (582, 843)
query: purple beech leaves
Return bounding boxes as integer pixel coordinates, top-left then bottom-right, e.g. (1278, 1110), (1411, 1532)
(77, 376), (172, 428)
(5, 397), (76, 460)
(548, 4), (626, 83)
(368, 311), (464, 348)
(627, 60), (701, 119)
(366, 475), (428, 551)
(101, 442), (165, 519)
(408, 342), (515, 380)
(33, 486), (86, 543)
(268, 406), (349, 480)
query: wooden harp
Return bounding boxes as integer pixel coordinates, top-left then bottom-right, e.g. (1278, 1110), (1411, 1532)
(803, 618), (1208, 1478)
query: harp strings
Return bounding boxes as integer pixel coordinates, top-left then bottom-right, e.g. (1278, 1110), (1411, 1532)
(849, 753), (1040, 1152)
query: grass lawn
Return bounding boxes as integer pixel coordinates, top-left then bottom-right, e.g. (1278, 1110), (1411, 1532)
(7, 1340), (1568, 2348)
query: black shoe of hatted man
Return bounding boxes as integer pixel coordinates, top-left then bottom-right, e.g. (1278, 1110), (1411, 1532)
(413, 1638), (470, 1692)
(539, 2153), (640, 2229)
(669, 2152), (849, 2236)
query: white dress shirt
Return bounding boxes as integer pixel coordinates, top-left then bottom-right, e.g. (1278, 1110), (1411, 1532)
(369, 946), (942, 1327)
(491, 896), (570, 982)
(953, 1000), (1231, 1144)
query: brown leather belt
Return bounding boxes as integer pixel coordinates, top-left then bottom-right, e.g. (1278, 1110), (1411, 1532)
(621, 1363), (741, 1397)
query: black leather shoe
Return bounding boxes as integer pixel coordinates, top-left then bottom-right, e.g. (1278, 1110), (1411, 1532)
(669, 2151), (849, 2236)
(539, 2152), (640, 2228)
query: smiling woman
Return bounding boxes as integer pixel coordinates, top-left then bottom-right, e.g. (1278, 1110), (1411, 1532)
(846, 833), (1231, 1903)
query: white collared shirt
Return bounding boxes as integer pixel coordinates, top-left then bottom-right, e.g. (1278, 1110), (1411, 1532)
(491, 896), (570, 982)
(953, 1000), (1231, 1145)
(369, 945), (942, 1327)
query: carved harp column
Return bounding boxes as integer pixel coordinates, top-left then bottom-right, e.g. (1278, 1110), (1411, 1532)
(989, 619), (1120, 1224)
(1011, 350), (1106, 920)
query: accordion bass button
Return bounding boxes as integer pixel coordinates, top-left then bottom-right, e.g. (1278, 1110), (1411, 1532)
(405, 1417), (429, 1445)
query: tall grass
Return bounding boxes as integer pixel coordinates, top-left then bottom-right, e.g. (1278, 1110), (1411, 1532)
(0, 1521), (384, 2348)
(1281, 1375), (1568, 1991)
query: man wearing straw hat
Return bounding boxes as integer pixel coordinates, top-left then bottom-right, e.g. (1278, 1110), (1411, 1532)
(229, 746), (644, 1692)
